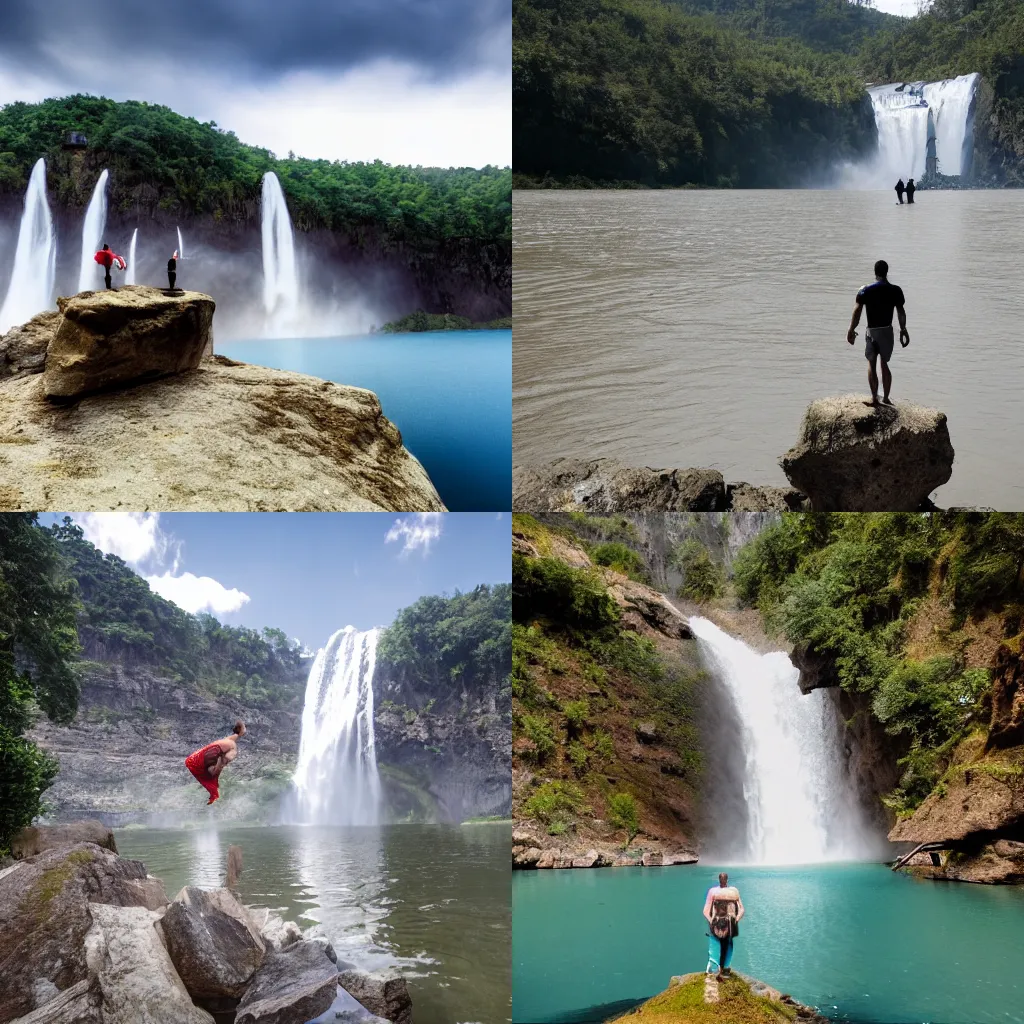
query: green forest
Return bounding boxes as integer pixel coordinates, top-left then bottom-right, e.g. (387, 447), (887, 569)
(514, 0), (1024, 186)
(0, 95), (511, 246)
(0, 514), (309, 852)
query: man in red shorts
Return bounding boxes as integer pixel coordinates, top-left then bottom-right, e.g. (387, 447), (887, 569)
(185, 721), (246, 804)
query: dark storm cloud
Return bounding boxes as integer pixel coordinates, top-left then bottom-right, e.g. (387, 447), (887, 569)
(0, 0), (511, 82)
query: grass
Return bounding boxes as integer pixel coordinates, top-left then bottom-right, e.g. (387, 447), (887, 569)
(611, 975), (800, 1023)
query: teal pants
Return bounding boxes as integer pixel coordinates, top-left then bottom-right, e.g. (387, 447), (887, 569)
(706, 932), (734, 973)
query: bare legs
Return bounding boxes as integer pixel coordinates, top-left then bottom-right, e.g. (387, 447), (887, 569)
(866, 355), (893, 406)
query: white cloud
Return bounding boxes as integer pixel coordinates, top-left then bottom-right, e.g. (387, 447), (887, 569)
(385, 512), (444, 555)
(72, 512), (174, 569)
(146, 572), (251, 616)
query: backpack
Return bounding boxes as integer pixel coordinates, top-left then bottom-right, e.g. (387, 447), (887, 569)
(711, 897), (738, 940)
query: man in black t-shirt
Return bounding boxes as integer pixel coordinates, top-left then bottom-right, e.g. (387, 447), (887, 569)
(846, 259), (909, 406)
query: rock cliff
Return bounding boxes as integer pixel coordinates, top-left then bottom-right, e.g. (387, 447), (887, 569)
(0, 287), (445, 511)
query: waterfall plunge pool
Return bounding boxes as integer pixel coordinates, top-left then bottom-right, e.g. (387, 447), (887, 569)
(221, 330), (511, 512)
(513, 862), (1024, 1023)
(116, 822), (511, 1024)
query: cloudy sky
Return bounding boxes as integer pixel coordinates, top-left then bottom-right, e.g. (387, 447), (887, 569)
(871, 0), (922, 15)
(0, 0), (510, 167)
(42, 512), (510, 649)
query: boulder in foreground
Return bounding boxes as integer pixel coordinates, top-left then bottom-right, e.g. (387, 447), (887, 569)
(11, 820), (117, 860)
(0, 310), (60, 381)
(235, 940), (338, 1024)
(780, 395), (954, 511)
(337, 968), (413, 1024)
(43, 286), (215, 401)
(0, 356), (445, 511)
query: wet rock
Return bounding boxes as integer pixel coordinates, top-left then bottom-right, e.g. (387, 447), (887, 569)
(0, 310), (60, 380)
(161, 886), (266, 1001)
(11, 820), (117, 860)
(779, 395), (954, 511)
(791, 642), (842, 695)
(337, 968), (412, 1024)
(42, 286), (215, 401)
(236, 940), (338, 1024)
(512, 458), (727, 512)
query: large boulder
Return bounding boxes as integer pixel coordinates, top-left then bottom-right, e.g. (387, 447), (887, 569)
(85, 903), (214, 1024)
(779, 395), (954, 511)
(0, 355), (445, 511)
(0, 842), (170, 1021)
(9, 979), (102, 1024)
(338, 968), (413, 1024)
(987, 641), (1024, 751)
(0, 310), (60, 381)
(235, 941), (338, 1024)
(246, 907), (303, 952)
(161, 886), (266, 1002)
(11, 821), (117, 860)
(43, 286), (215, 401)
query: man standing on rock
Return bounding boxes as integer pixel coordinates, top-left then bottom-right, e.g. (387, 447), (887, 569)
(185, 721), (246, 805)
(167, 250), (178, 291)
(847, 259), (910, 407)
(704, 872), (744, 980)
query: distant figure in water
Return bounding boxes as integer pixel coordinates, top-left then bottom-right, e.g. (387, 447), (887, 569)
(906, 178), (916, 204)
(704, 872), (744, 981)
(167, 250), (178, 290)
(847, 259), (909, 407)
(895, 178), (905, 204)
(185, 721), (246, 805)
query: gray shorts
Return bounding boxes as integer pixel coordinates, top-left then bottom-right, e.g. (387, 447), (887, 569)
(865, 326), (894, 363)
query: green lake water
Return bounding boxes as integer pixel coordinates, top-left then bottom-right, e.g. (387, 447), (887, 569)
(117, 823), (511, 1024)
(513, 862), (1024, 1024)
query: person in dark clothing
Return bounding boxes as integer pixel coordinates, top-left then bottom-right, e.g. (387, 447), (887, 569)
(895, 178), (905, 204)
(906, 178), (916, 204)
(101, 243), (113, 289)
(167, 250), (178, 290)
(846, 259), (910, 406)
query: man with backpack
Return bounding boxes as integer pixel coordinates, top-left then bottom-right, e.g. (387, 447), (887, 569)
(703, 872), (744, 980)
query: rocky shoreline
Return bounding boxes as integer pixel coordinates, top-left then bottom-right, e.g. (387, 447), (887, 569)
(513, 827), (698, 869)
(0, 821), (412, 1024)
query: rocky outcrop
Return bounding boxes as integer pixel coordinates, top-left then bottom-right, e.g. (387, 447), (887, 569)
(779, 395), (954, 511)
(337, 969), (412, 1024)
(512, 826), (698, 871)
(161, 886), (266, 1002)
(513, 458), (808, 512)
(907, 840), (1024, 884)
(235, 941), (338, 1024)
(0, 353), (444, 511)
(0, 311), (59, 380)
(43, 287), (214, 401)
(8, 978), (102, 1024)
(10, 821), (117, 860)
(792, 642), (842, 695)
(987, 640), (1024, 751)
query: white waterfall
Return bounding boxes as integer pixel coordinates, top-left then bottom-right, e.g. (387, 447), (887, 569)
(260, 171), (299, 327)
(866, 73), (980, 183)
(0, 158), (56, 333)
(290, 627), (382, 826)
(125, 228), (138, 286)
(77, 169), (109, 292)
(690, 616), (872, 865)
(177, 226), (184, 261)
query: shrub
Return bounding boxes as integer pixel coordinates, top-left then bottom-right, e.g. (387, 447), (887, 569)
(523, 780), (590, 835)
(563, 699), (589, 736)
(567, 741), (590, 776)
(591, 729), (616, 762)
(591, 542), (646, 580)
(519, 714), (557, 763)
(671, 540), (725, 602)
(608, 792), (640, 844)
(513, 553), (620, 632)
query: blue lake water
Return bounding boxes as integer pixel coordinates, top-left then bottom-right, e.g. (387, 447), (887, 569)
(221, 331), (511, 511)
(513, 862), (1024, 1024)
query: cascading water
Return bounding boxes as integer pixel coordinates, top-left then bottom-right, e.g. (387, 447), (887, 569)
(77, 169), (109, 293)
(690, 616), (875, 864)
(0, 158), (56, 333)
(177, 226), (184, 260)
(260, 171), (299, 327)
(866, 73), (980, 183)
(125, 229), (138, 286)
(288, 627), (381, 825)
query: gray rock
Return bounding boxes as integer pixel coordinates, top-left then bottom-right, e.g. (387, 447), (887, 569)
(512, 458), (727, 512)
(162, 886), (266, 1001)
(779, 395), (954, 511)
(0, 310), (60, 380)
(635, 721), (658, 744)
(10, 979), (102, 1024)
(11, 820), (117, 860)
(338, 968), (412, 1024)
(726, 482), (808, 511)
(29, 978), (60, 1009)
(235, 940), (339, 1024)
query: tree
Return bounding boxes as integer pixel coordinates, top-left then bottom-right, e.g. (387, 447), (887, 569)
(0, 514), (81, 853)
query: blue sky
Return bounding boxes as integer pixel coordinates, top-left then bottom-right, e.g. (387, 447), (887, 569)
(42, 512), (509, 651)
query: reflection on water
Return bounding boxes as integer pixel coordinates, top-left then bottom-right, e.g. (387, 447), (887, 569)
(513, 190), (1024, 509)
(117, 823), (510, 1024)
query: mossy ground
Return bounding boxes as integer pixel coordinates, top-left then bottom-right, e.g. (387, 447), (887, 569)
(611, 976), (800, 1023)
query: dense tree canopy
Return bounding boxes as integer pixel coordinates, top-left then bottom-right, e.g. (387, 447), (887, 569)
(0, 95), (511, 244)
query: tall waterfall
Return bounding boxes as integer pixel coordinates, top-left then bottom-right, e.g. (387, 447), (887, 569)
(867, 73), (980, 182)
(260, 171), (299, 326)
(0, 158), (56, 333)
(77, 169), (109, 292)
(289, 627), (382, 825)
(125, 229), (138, 286)
(177, 226), (184, 260)
(691, 617), (873, 865)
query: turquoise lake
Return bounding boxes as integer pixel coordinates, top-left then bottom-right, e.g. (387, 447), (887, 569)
(513, 863), (1024, 1024)
(221, 330), (511, 511)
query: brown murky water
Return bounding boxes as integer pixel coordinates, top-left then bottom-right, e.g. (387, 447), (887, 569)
(513, 189), (1024, 508)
